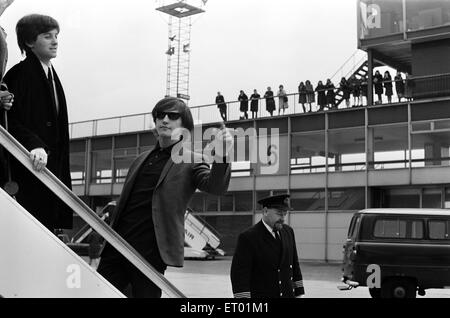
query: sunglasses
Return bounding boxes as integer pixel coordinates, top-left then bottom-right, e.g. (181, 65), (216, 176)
(155, 112), (181, 121)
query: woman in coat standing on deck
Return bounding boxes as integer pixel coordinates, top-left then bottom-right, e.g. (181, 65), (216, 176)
(264, 87), (276, 116)
(277, 85), (288, 115)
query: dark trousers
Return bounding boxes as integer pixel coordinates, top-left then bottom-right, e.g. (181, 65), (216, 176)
(219, 108), (227, 121)
(98, 244), (167, 298)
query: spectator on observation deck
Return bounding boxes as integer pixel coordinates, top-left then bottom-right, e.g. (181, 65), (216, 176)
(325, 79), (336, 109)
(305, 80), (315, 111)
(216, 91), (227, 121)
(315, 81), (326, 111)
(383, 71), (393, 104)
(373, 70), (383, 104)
(238, 90), (249, 120)
(264, 87), (275, 116)
(277, 85), (288, 115)
(298, 82), (308, 113)
(394, 72), (405, 102)
(250, 89), (260, 119)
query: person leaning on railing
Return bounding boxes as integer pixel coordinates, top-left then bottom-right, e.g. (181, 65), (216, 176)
(298, 82), (308, 113)
(339, 77), (351, 108)
(277, 85), (288, 115)
(325, 79), (336, 109)
(394, 72), (405, 102)
(305, 80), (315, 110)
(315, 81), (327, 111)
(383, 71), (393, 104)
(264, 86), (276, 116)
(373, 70), (384, 105)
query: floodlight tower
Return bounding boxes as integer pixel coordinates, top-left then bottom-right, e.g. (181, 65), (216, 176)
(156, 0), (206, 103)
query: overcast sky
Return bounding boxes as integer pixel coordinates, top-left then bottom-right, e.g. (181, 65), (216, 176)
(1, 0), (358, 123)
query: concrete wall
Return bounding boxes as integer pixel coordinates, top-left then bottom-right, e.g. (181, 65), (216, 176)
(290, 211), (355, 262)
(255, 211), (355, 262)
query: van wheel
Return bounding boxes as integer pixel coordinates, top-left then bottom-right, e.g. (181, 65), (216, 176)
(381, 278), (416, 298)
(369, 288), (381, 298)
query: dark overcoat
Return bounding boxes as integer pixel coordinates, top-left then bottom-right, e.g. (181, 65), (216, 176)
(340, 79), (351, 100)
(326, 83), (336, 105)
(216, 95), (226, 110)
(316, 84), (327, 107)
(238, 93), (249, 112)
(250, 93), (260, 112)
(0, 26), (8, 186)
(230, 221), (305, 298)
(298, 85), (307, 104)
(264, 91), (275, 112)
(384, 75), (393, 97)
(374, 73), (384, 95)
(3, 52), (73, 230)
(395, 74), (405, 95)
(108, 148), (231, 267)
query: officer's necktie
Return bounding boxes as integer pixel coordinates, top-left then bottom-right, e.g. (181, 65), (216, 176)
(274, 229), (281, 243)
(47, 68), (58, 115)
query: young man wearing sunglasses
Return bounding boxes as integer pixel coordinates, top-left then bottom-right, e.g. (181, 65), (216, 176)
(98, 97), (233, 298)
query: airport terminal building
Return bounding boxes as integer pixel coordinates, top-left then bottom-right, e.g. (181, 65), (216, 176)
(68, 0), (450, 261)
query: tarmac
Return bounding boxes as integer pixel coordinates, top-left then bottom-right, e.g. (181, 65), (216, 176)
(164, 256), (450, 298)
(84, 255), (450, 298)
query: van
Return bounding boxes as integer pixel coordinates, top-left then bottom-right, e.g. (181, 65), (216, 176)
(339, 209), (450, 298)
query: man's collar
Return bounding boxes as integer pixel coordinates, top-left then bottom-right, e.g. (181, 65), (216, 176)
(261, 219), (275, 236)
(39, 60), (52, 75)
(155, 139), (181, 153)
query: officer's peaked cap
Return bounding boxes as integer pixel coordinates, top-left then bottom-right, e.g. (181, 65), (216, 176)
(258, 194), (291, 211)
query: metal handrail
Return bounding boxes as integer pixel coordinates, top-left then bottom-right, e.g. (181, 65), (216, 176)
(0, 125), (185, 298)
(70, 201), (116, 243)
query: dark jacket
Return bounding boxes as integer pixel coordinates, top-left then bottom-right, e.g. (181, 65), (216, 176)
(395, 74), (405, 95)
(384, 75), (393, 96)
(264, 91), (275, 112)
(374, 73), (384, 95)
(250, 93), (260, 112)
(0, 26), (8, 187)
(3, 52), (73, 230)
(230, 221), (305, 298)
(109, 147), (231, 267)
(0, 112), (6, 186)
(238, 93), (249, 112)
(340, 79), (351, 100)
(316, 84), (327, 107)
(216, 95), (226, 110)
(298, 84), (307, 104)
(326, 83), (336, 105)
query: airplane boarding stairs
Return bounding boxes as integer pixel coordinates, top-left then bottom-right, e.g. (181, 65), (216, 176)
(0, 187), (124, 298)
(68, 205), (225, 261)
(0, 125), (184, 298)
(184, 209), (225, 259)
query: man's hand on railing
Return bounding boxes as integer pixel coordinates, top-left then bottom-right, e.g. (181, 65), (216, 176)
(0, 89), (14, 111)
(30, 148), (48, 172)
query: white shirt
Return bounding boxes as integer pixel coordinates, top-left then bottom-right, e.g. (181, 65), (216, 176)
(40, 60), (60, 113)
(262, 219), (276, 239)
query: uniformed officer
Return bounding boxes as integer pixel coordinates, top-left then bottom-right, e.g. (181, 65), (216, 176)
(230, 194), (305, 298)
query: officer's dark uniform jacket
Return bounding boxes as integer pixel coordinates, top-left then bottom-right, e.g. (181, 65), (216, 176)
(230, 221), (305, 298)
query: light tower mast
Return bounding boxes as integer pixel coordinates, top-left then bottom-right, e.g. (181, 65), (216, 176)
(156, 1), (206, 103)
